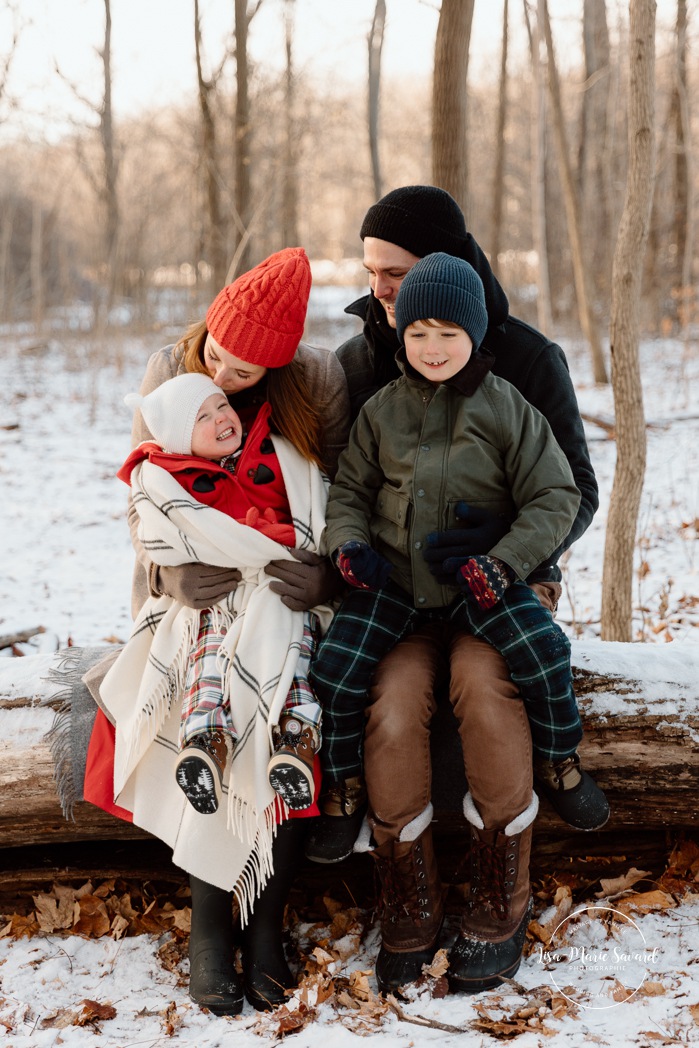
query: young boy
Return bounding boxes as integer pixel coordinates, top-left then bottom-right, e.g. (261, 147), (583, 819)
(120, 372), (322, 815)
(307, 252), (609, 862)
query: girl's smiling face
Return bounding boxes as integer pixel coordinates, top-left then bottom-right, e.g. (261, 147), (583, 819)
(190, 392), (243, 460)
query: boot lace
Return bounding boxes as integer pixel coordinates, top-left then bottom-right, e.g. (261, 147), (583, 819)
(377, 844), (431, 926)
(468, 835), (517, 923)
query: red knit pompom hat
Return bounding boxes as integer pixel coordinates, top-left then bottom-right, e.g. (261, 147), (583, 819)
(205, 247), (312, 368)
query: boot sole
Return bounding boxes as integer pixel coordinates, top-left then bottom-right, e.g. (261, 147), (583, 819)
(175, 753), (222, 814)
(268, 761), (314, 810)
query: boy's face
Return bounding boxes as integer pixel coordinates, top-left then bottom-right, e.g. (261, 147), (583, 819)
(191, 393), (243, 460)
(404, 319), (473, 383)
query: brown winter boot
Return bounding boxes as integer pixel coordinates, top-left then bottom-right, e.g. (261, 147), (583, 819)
(371, 824), (445, 995)
(267, 715), (320, 810)
(447, 793), (537, 993)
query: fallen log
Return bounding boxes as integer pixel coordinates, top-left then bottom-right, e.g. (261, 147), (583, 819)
(0, 640), (697, 854)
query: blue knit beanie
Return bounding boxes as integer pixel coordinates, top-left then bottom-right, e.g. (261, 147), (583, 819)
(395, 252), (489, 350)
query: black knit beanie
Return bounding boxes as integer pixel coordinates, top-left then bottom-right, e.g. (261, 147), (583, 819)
(360, 185), (469, 258)
(395, 252), (488, 351)
(360, 185), (510, 330)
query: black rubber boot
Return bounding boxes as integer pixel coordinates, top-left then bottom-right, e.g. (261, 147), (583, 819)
(188, 875), (244, 1015)
(534, 753), (610, 831)
(240, 819), (304, 1011)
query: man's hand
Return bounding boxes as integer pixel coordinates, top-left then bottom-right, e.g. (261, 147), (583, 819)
(266, 548), (343, 611)
(154, 563), (242, 609)
(423, 502), (510, 583)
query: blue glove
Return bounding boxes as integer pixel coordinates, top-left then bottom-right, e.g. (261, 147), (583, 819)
(336, 541), (393, 590)
(423, 502), (510, 583)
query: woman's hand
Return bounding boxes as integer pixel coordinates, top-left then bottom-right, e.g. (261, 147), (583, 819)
(153, 563), (242, 609)
(266, 549), (343, 611)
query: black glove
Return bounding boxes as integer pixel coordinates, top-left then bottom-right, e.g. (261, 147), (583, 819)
(154, 562), (242, 610)
(336, 541), (393, 590)
(265, 548), (343, 611)
(423, 502), (510, 583)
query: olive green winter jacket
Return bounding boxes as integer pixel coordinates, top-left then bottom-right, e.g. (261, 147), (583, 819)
(323, 357), (581, 610)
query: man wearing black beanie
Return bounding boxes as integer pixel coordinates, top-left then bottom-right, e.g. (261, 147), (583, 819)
(308, 185), (599, 996)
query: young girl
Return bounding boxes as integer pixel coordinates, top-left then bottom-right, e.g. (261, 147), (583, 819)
(119, 371), (324, 816)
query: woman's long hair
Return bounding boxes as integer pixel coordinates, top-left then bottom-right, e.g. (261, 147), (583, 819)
(174, 321), (324, 470)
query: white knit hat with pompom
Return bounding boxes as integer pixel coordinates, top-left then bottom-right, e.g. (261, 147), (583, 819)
(125, 373), (223, 454)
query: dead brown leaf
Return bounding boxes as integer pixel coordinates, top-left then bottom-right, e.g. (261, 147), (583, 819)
(616, 890), (676, 916)
(610, 980), (637, 1003)
(596, 868), (653, 899)
(162, 1001), (181, 1036)
(73, 895), (111, 937)
(422, 947), (449, 979)
(528, 884), (573, 945)
(689, 1002), (699, 1025)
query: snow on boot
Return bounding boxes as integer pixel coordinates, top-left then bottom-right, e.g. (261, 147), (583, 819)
(304, 775), (368, 864)
(268, 715), (319, 810)
(534, 752), (610, 830)
(371, 821), (444, 996)
(188, 875), (243, 1015)
(175, 730), (228, 815)
(448, 793), (536, 994)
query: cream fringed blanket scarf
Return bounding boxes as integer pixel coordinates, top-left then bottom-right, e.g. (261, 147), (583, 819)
(100, 436), (331, 917)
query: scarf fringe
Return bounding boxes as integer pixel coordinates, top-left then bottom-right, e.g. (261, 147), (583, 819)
(234, 806), (278, 927)
(119, 615), (200, 788)
(42, 647), (105, 822)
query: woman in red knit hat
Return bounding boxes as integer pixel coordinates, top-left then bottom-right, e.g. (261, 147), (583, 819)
(83, 248), (350, 1016)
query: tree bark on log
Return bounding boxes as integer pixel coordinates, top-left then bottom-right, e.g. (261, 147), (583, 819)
(0, 642), (697, 852)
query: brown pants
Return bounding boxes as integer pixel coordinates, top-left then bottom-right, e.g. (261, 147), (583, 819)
(364, 624), (533, 846)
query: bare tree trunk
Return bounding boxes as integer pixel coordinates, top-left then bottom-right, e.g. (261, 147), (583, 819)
(432, 0), (475, 213)
(601, 0), (656, 641)
(30, 201), (44, 331)
(580, 0), (612, 315)
(542, 0), (608, 383)
(194, 0), (226, 296)
(281, 0), (299, 246)
(490, 0), (509, 281)
(99, 0), (119, 319)
(368, 0), (386, 201)
(524, 0), (553, 334)
(233, 0), (253, 276)
(671, 0), (694, 327)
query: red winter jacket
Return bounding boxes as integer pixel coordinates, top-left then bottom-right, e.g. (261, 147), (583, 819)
(117, 402), (296, 545)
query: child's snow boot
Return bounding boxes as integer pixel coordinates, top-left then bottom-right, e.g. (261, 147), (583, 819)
(304, 775), (368, 863)
(175, 730), (228, 815)
(534, 752), (610, 830)
(268, 715), (319, 810)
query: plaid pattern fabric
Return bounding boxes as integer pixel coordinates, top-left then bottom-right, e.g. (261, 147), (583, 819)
(460, 582), (582, 761)
(181, 609), (320, 747)
(311, 581), (581, 780)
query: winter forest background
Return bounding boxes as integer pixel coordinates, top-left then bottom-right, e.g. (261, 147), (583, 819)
(0, 1), (698, 1045)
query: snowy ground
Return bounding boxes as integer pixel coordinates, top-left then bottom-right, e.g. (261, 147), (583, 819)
(0, 296), (698, 1046)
